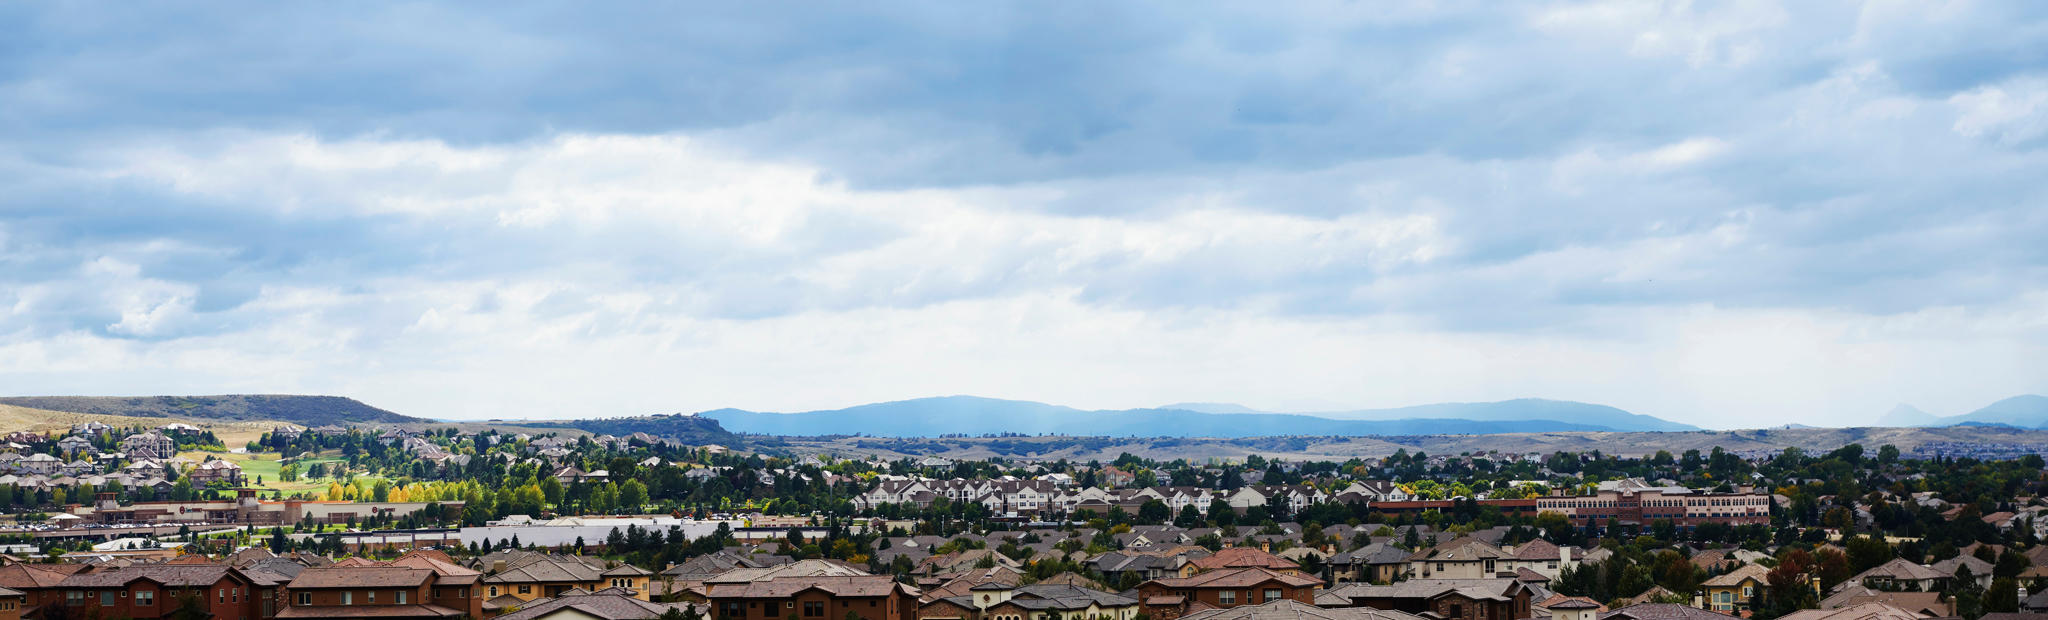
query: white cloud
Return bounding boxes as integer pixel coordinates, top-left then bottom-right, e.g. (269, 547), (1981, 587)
(1950, 76), (2048, 145)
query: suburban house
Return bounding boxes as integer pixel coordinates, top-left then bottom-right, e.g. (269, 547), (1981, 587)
(1317, 579), (1536, 620)
(702, 575), (919, 620)
(1135, 567), (1322, 619)
(55, 564), (265, 620)
(280, 566), (469, 619)
(918, 583), (1138, 620)
(1406, 538), (1510, 579)
(1702, 564), (1770, 614)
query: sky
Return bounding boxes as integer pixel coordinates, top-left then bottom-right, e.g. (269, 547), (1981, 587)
(2, 2), (2046, 429)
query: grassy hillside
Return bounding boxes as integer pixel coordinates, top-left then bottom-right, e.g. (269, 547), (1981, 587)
(0, 395), (422, 426)
(0, 403), (276, 446)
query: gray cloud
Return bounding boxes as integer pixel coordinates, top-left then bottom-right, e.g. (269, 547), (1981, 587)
(0, 2), (2044, 425)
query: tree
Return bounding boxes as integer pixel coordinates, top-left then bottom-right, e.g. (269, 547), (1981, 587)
(170, 592), (210, 620)
(1987, 577), (2020, 615)
(1137, 500), (1170, 525)
(620, 479), (649, 512)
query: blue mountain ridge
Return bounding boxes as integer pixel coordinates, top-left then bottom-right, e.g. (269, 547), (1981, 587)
(1879, 395), (2048, 429)
(697, 395), (1699, 438)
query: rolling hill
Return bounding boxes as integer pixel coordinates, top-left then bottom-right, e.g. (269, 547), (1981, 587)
(0, 395), (423, 427)
(698, 395), (1694, 438)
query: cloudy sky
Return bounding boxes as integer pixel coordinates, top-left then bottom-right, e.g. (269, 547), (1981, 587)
(2, 2), (2045, 429)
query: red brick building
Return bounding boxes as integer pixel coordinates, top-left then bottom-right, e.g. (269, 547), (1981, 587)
(53, 564), (265, 620)
(702, 575), (919, 620)
(1134, 568), (1321, 620)
(278, 566), (468, 619)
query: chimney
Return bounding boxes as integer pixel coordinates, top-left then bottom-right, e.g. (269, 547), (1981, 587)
(1561, 546), (1572, 566)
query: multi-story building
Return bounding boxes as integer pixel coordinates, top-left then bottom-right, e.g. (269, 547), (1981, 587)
(279, 565), (471, 619)
(190, 459), (245, 486)
(1533, 486), (1772, 530)
(702, 575), (919, 620)
(1134, 568), (1321, 620)
(1318, 579), (1536, 620)
(53, 564), (265, 620)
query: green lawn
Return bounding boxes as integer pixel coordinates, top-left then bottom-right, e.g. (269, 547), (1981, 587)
(178, 451), (383, 495)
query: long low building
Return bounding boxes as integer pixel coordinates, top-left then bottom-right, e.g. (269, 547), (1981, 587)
(70, 491), (462, 528)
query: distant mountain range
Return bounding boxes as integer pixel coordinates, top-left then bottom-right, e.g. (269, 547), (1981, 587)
(0, 395), (423, 426)
(697, 395), (1699, 438)
(1881, 395), (2048, 429)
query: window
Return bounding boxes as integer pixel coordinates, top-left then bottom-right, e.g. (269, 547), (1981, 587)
(518, 586), (531, 595)
(343, 592), (353, 605)
(138, 591), (156, 606)
(65, 592), (83, 607)
(1741, 586), (1753, 598)
(102, 592), (116, 606)
(489, 587), (498, 597)
(220, 588), (227, 603)
(721, 603), (745, 618)
(368, 591), (376, 603)
(397, 591), (408, 604)
(1219, 591), (1236, 605)
(297, 593), (311, 606)
(804, 601), (825, 617)
(1264, 589), (1281, 602)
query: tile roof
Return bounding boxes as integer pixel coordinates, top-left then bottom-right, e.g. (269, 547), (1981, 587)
(0, 564), (84, 589)
(1850, 559), (1947, 582)
(1408, 537), (1507, 562)
(706, 575), (915, 599)
(495, 592), (703, 620)
(289, 566), (435, 589)
(60, 565), (239, 588)
(1316, 579), (1522, 604)
(275, 604), (465, 618)
(1702, 563), (1770, 587)
(1180, 599), (1424, 620)
(1190, 547), (1301, 571)
(704, 559), (870, 584)
(1776, 603), (1928, 620)
(1599, 603), (1731, 620)
(1146, 567), (1321, 589)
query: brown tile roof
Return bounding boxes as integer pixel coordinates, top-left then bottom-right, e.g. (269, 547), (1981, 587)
(1702, 563), (1770, 587)
(1776, 602), (1929, 620)
(1146, 567), (1322, 589)
(1407, 537), (1507, 562)
(0, 564), (82, 589)
(288, 566), (434, 589)
(384, 554), (482, 582)
(1190, 548), (1301, 571)
(275, 604), (464, 618)
(1509, 539), (1563, 561)
(496, 593), (703, 620)
(60, 565), (239, 588)
(705, 575), (915, 599)
(1539, 595), (1604, 611)
(1180, 599), (1424, 620)
(1600, 604), (1731, 620)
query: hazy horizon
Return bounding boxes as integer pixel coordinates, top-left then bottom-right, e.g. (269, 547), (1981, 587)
(2, 4), (2045, 429)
